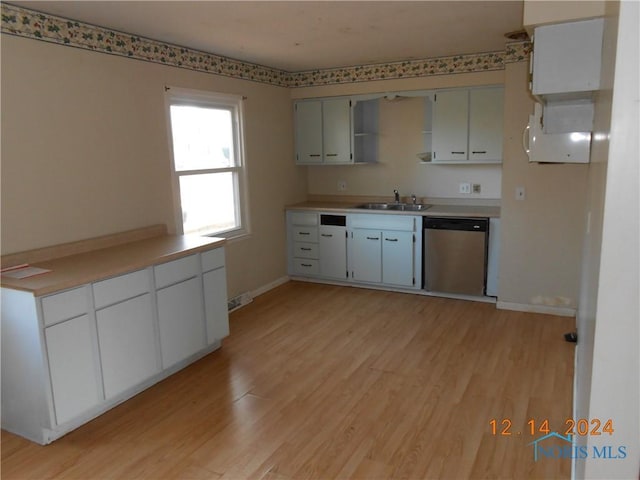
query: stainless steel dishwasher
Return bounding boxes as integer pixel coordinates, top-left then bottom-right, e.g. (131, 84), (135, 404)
(423, 217), (489, 296)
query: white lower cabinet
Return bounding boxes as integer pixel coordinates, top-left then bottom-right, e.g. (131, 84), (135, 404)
(350, 229), (382, 283)
(45, 314), (101, 425)
(1, 245), (228, 444)
(96, 294), (158, 399)
(203, 268), (229, 344)
(382, 231), (415, 287)
(157, 277), (206, 369)
(318, 225), (347, 280)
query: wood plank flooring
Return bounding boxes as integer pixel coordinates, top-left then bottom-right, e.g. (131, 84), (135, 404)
(1, 281), (575, 479)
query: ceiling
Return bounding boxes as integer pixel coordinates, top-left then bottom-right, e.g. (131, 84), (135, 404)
(11, 1), (525, 72)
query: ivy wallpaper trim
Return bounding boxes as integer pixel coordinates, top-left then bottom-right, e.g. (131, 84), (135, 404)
(1, 3), (530, 88)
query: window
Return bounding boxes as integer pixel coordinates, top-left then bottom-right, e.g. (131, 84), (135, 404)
(165, 87), (248, 238)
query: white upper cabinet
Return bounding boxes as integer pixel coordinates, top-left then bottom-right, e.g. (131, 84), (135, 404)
(531, 18), (603, 98)
(468, 87), (504, 162)
(432, 86), (504, 163)
(432, 89), (469, 161)
(322, 99), (352, 164)
(294, 100), (323, 164)
(295, 98), (352, 165)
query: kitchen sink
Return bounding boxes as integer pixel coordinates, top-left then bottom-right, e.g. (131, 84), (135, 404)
(356, 203), (431, 212)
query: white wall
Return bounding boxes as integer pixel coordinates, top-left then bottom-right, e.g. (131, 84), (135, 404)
(0, 35), (307, 298)
(582, 1), (640, 477)
(498, 61), (589, 311)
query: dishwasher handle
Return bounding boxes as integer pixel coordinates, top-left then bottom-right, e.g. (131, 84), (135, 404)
(424, 217), (488, 232)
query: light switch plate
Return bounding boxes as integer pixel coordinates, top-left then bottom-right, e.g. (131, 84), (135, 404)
(459, 182), (471, 194)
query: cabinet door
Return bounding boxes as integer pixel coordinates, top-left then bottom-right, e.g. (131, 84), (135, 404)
(203, 268), (229, 345)
(432, 89), (469, 161)
(350, 230), (382, 283)
(469, 87), (504, 162)
(382, 231), (415, 287)
(157, 277), (206, 369)
(96, 294), (158, 399)
(322, 99), (352, 164)
(319, 226), (347, 280)
(295, 101), (323, 164)
(45, 315), (101, 425)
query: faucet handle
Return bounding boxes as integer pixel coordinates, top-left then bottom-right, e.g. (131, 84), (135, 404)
(411, 194), (417, 204)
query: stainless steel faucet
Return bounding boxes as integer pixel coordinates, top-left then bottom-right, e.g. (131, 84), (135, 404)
(411, 194), (417, 205)
(394, 189), (400, 203)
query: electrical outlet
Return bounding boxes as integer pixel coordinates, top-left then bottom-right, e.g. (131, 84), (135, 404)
(338, 180), (347, 191)
(472, 183), (481, 194)
(515, 186), (526, 200)
(459, 182), (471, 194)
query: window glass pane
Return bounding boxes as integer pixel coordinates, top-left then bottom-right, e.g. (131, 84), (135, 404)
(179, 172), (238, 235)
(170, 105), (235, 171)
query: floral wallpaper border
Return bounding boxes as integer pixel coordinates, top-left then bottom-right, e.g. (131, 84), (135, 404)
(1, 3), (530, 88)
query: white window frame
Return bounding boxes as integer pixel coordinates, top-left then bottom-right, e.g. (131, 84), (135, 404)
(164, 86), (250, 239)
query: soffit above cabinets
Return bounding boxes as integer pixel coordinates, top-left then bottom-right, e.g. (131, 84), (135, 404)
(8, 1), (524, 73)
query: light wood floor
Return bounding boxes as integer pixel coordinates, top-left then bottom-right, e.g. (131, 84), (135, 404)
(2, 281), (575, 479)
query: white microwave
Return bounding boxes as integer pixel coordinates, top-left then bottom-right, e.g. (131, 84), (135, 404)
(523, 103), (591, 164)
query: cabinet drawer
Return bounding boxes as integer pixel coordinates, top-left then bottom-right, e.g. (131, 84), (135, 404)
(93, 269), (149, 309)
(292, 258), (319, 276)
(41, 287), (89, 327)
(154, 255), (199, 289)
(293, 226), (318, 242)
(290, 212), (318, 226)
(201, 247), (225, 273)
(293, 242), (319, 259)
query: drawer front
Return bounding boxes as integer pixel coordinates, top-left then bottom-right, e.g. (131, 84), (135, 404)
(93, 269), (149, 309)
(154, 254), (200, 289)
(201, 247), (225, 273)
(290, 212), (318, 226)
(292, 258), (319, 276)
(293, 242), (319, 259)
(293, 226), (318, 243)
(350, 214), (416, 232)
(41, 287), (89, 327)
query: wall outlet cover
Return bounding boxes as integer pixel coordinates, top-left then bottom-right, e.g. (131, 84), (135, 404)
(515, 186), (526, 200)
(459, 182), (471, 194)
(472, 183), (481, 194)
(338, 180), (347, 191)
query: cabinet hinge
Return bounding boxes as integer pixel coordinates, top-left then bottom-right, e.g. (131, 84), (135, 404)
(345, 231), (348, 238)
(434, 94), (437, 102)
(350, 153), (353, 160)
(413, 234), (416, 243)
(413, 277), (416, 286)
(346, 270), (349, 279)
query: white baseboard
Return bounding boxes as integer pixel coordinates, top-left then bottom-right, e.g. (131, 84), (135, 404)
(497, 301), (576, 317)
(228, 276), (290, 313)
(250, 276), (290, 298)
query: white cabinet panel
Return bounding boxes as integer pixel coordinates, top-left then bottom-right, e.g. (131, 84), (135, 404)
(203, 268), (229, 345)
(469, 88), (504, 162)
(157, 277), (206, 369)
(295, 100), (323, 164)
(382, 231), (415, 287)
(201, 248), (225, 273)
(154, 255), (199, 289)
(319, 226), (347, 280)
(432, 89), (469, 161)
(322, 98), (352, 164)
(486, 218), (501, 297)
(41, 287), (88, 327)
(45, 315), (100, 425)
(92, 269), (149, 309)
(350, 230), (382, 283)
(96, 294), (158, 399)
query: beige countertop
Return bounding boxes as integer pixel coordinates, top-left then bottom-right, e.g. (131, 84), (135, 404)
(286, 201), (500, 218)
(1, 234), (225, 297)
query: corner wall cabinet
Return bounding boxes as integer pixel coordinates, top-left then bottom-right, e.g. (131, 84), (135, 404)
(295, 98), (352, 164)
(1, 242), (229, 445)
(294, 97), (379, 165)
